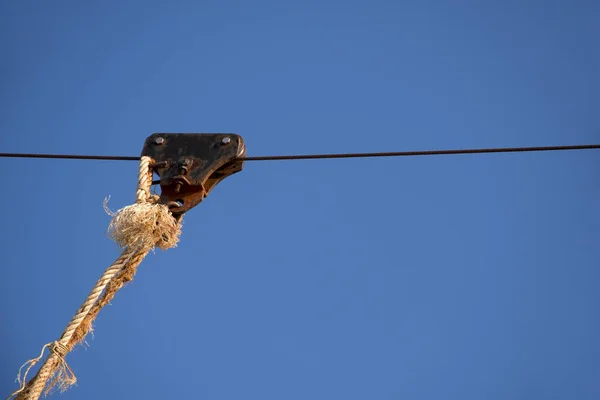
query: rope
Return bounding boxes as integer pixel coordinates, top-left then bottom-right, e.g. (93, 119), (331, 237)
(8, 156), (182, 400)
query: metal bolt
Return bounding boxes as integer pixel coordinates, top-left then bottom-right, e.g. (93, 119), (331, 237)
(154, 137), (165, 145)
(221, 137), (231, 145)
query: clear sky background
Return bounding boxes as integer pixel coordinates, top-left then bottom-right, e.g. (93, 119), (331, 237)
(1, 1), (599, 399)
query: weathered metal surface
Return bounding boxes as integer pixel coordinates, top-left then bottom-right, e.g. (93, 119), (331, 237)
(141, 133), (245, 218)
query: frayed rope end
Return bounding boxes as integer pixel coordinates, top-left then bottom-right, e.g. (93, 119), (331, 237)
(104, 197), (182, 251)
(8, 342), (75, 400)
(44, 355), (76, 397)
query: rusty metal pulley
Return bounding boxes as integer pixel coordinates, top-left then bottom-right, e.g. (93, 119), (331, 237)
(141, 133), (246, 219)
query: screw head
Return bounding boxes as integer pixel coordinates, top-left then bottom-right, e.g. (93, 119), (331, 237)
(221, 137), (231, 145)
(154, 137), (165, 145)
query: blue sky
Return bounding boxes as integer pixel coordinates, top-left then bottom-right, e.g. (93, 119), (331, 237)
(1, 1), (599, 399)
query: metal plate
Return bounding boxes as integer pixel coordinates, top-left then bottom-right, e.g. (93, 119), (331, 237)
(141, 133), (245, 216)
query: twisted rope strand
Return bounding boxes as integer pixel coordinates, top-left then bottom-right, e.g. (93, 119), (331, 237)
(13, 249), (143, 400)
(9, 156), (170, 400)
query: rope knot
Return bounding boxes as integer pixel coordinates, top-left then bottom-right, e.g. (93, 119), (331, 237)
(50, 342), (68, 358)
(104, 156), (182, 251)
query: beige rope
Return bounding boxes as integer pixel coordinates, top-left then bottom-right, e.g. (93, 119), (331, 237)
(9, 156), (182, 400)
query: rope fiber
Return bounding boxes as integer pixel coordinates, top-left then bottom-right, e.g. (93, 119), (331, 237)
(8, 156), (182, 400)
